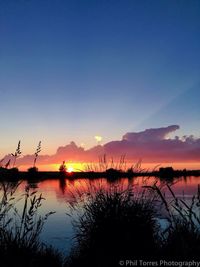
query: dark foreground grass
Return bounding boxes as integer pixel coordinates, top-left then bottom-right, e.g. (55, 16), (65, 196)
(64, 185), (160, 267)
(0, 181), (62, 267)
(144, 183), (200, 260)
(1, 180), (200, 267)
(65, 182), (200, 266)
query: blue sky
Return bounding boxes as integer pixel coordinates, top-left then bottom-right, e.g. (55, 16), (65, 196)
(0, 0), (200, 156)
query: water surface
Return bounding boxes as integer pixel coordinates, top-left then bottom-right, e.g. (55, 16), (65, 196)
(1, 176), (200, 255)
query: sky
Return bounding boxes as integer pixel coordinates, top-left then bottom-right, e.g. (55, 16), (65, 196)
(0, 0), (200, 160)
(3, 124), (199, 171)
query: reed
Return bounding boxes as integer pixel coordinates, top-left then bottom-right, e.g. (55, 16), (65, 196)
(143, 182), (200, 259)
(11, 140), (22, 168)
(33, 141), (42, 168)
(0, 181), (62, 267)
(65, 183), (160, 267)
(65, 180), (200, 266)
(1, 175), (200, 265)
(84, 154), (142, 172)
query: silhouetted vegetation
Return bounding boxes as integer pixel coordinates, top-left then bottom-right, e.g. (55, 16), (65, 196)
(147, 183), (200, 260)
(11, 140), (22, 168)
(0, 145), (200, 181)
(26, 142), (42, 174)
(1, 178), (200, 266)
(1, 139), (200, 266)
(64, 182), (200, 266)
(65, 185), (160, 267)
(59, 161), (67, 173)
(33, 141), (42, 168)
(28, 166), (39, 173)
(0, 181), (62, 267)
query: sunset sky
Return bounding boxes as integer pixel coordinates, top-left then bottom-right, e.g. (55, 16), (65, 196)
(1, 0), (200, 164)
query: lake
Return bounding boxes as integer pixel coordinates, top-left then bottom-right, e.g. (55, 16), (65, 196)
(1, 176), (200, 255)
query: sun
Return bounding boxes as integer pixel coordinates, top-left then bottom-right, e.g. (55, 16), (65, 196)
(67, 166), (74, 173)
(53, 162), (84, 172)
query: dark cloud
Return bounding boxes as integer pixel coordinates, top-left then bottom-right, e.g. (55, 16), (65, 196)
(3, 125), (200, 167)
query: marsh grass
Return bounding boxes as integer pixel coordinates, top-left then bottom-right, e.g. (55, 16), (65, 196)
(33, 141), (42, 168)
(143, 182), (200, 259)
(11, 140), (22, 168)
(65, 180), (200, 266)
(84, 154), (136, 172)
(1, 177), (200, 266)
(84, 156), (157, 176)
(65, 183), (161, 267)
(0, 181), (62, 267)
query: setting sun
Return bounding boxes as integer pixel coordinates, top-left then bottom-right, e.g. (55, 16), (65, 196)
(67, 166), (74, 173)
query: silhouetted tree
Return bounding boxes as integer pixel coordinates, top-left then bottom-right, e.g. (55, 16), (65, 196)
(59, 161), (67, 172)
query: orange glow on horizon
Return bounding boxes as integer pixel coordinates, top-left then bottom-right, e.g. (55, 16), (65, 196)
(67, 166), (74, 173)
(19, 161), (200, 172)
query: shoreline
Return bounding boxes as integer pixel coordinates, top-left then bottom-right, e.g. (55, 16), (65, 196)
(0, 168), (200, 180)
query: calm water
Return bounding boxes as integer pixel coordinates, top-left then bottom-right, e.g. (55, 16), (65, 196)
(1, 176), (200, 255)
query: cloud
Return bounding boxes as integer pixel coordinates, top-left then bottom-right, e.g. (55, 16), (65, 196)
(122, 125), (180, 142)
(104, 125), (200, 162)
(2, 142), (105, 166)
(2, 125), (200, 167)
